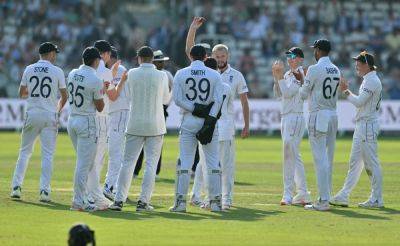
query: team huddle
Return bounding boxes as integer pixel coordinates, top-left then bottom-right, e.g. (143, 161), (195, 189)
(10, 17), (383, 213)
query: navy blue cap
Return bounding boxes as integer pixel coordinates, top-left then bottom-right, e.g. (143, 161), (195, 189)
(110, 46), (118, 59)
(82, 46), (101, 60)
(39, 42), (59, 54)
(311, 39), (331, 53)
(137, 46), (154, 58)
(94, 40), (112, 53)
(190, 45), (207, 59)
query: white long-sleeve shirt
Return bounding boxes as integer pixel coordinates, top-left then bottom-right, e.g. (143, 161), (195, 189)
(20, 60), (66, 113)
(108, 64), (130, 113)
(299, 56), (341, 112)
(173, 60), (226, 134)
(125, 63), (169, 136)
(347, 71), (382, 121)
(273, 67), (304, 115)
(96, 59), (112, 115)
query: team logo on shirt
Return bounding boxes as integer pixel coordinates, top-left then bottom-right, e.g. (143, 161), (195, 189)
(229, 76), (233, 83)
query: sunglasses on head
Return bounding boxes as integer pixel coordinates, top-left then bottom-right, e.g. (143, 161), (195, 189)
(286, 53), (297, 59)
(360, 51), (370, 66)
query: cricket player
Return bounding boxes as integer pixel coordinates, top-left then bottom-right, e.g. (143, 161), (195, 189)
(68, 47), (105, 211)
(11, 42), (68, 202)
(103, 46), (129, 200)
(186, 17), (250, 210)
(300, 39), (341, 211)
(272, 47), (311, 206)
(190, 57), (225, 207)
(86, 40), (113, 208)
(330, 51), (383, 208)
(133, 49), (173, 178)
(109, 46), (169, 211)
(170, 45), (228, 212)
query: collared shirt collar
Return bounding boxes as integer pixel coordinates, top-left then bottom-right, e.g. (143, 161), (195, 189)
(191, 60), (204, 67)
(38, 59), (51, 64)
(79, 64), (97, 73)
(317, 56), (331, 65)
(140, 63), (156, 68)
(363, 70), (377, 80)
(220, 64), (232, 75)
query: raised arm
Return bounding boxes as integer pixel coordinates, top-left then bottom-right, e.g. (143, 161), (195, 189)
(185, 17), (206, 60)
(299, 66), (314, 100)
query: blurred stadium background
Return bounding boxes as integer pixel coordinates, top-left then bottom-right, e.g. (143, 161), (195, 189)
(1, 0), (399, 98)
(1, 0), (400, 133)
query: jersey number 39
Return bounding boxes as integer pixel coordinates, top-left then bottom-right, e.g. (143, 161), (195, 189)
(185, 78), (210, 101)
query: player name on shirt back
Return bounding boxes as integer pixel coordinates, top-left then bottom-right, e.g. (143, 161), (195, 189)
(33, 67), (49, 73)
(191, 69), (206, 76)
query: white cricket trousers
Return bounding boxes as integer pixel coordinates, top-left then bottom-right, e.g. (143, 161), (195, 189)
(114, 134), (163, 203)
(336, 120), (382, 202)
(68, 115), (97, 207)
(11, 110), (58, 192)
(192, 140), (235, 205)
(87, 115), (108, 202)
(104, 110), (129, 190)
(281, 113), (308, 201)
(175, 129), (221, 204)
(308, 111), (338, 201)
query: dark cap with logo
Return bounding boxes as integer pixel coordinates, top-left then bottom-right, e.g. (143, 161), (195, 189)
(39, 42), (60, 54)
(353, 51), (377, 69)
(82, 46), (101, 60)
(94, 40), (112, 53)
(68, 224), (95, 245)
(190, 45), (207, 59)
(285, 47), (304, 58)
(311, 39), (331, 53)
(110, 46), (118, 59)
(137, 46), (154, 58)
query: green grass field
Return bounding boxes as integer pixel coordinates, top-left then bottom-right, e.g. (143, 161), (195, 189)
(0, 132), (399, 245)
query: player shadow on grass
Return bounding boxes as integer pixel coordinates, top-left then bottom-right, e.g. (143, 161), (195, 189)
(13, 199), (70, 211)
(327, 208), (391, 220)
(90, 206), (284, 222)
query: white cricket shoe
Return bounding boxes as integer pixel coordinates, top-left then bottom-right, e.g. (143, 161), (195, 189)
(70, 203), (99, 212)
(329, 195), (349, 207)
(103, 185), (115, 201)
(95, 198), (111, 211)
(136, 200), (154, 212)
(358, 199), (384, 208)
(10, 186), (21, 199)
(292, 192), (312, 206)
(190, 195), (202, 207)
(39, 190), (51, 202)
(109, 201), (123, 211)
(304, 200), (330, 211)
(169, 201), (186, 213)
(210, 201), (222, 212)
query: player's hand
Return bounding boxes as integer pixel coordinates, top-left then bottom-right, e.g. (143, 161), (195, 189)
(339, 77), (349, 92)
(120, 71), (128, 83)
(190, 17), (206, 30)
(272, 60), (284, 80)
(103, 81), (110, 91)
(241, 126), (250, 139)
(292, 68), (304, 85)
(111, 60), (121, 78)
